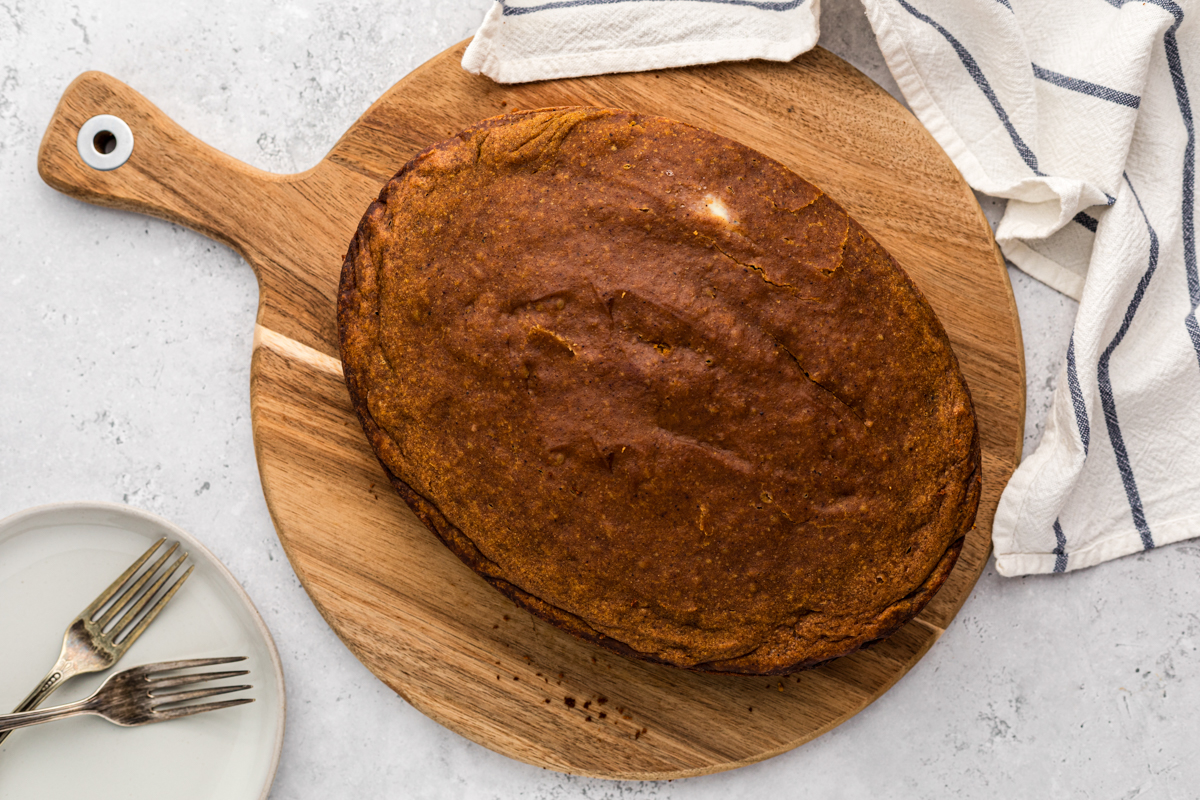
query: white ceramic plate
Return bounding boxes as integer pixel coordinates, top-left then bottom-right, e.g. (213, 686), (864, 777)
(0, 502), (285, 800)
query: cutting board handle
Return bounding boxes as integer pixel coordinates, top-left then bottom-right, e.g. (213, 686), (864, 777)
(38, 71), (285, 261)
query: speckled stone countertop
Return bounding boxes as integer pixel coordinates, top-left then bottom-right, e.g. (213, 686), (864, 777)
(2, 2), (1196, 798)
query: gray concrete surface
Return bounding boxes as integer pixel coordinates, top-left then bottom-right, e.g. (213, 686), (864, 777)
(2, 1), (1195, 798)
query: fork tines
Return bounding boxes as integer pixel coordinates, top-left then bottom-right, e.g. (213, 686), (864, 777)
(143, 657), (255, 721)
(84, 537), (194, 649)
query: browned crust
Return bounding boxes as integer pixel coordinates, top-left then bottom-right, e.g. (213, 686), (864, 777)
(337, 107), (981, 675)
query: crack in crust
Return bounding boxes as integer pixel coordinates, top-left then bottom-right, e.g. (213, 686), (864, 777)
(768, 333), (866, 425)
(705, 236), (813, 295)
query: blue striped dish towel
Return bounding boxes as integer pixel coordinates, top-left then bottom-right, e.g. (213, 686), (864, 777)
(859, 0), (1200, 576)
(460, 1), (820, 83)
(462, 0), (1200, 577)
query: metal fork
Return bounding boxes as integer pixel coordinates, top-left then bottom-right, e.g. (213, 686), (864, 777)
(0, 657), (252, 732)
(0, 537), (193, 746)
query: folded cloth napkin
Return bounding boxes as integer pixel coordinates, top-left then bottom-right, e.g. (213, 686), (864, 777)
(463, 0), (1200, 576)
(461, 0), (821, 84)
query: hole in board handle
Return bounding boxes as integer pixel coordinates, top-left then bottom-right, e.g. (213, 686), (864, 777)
(93, 130), (117, 155)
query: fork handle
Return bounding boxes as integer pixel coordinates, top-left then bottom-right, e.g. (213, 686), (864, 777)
(0, 698), (96, 733)
(0, 664), (74, 746)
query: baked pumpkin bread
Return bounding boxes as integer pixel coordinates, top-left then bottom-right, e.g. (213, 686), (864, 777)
(337, 107), (981, 675)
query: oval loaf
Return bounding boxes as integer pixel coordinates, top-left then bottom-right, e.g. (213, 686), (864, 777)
(337, 107), (981, 675)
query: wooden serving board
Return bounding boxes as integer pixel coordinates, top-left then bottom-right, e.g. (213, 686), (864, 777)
(37, 42), (1024, 779)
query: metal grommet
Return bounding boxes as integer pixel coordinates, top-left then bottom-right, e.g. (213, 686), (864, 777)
(77, 114), (135, 171)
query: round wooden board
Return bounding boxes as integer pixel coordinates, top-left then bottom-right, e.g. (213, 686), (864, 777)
(37, 42), (1024, 779)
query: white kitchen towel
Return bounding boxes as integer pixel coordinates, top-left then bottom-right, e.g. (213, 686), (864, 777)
(461, 0), (1200, 576)
(858, 0), (1200, 575)
(461, 0), (821, 84)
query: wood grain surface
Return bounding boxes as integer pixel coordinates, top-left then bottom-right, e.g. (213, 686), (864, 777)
(36, 41), (1024, 779)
